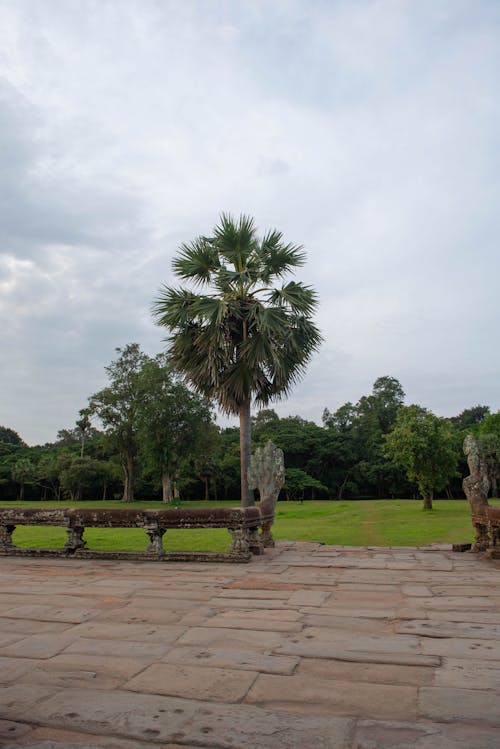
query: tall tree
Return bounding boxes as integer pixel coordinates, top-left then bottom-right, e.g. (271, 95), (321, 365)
(11, 457), (37, 501)
(89, 344), (150, 502)
(153, 213), (322, 506)
(137, 357), (213, 502)
(384, 406), (458, 509)
(0, 426), (26, 446)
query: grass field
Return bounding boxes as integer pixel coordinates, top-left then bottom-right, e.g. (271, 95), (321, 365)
(1, 498), (498, 552)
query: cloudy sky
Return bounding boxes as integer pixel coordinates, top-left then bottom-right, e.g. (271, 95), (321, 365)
(1, 0), (499, 445)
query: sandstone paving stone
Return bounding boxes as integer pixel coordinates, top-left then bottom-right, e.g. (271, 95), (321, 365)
(176, 626), (285, 648)
(0, 684), (61, 720)
(421, 636), (500, 660)
(245, 673), (417, 721)
(65, 621), (186, 643)
(216, 588), (291, 599)
(401, 584), (432, 596)
(427, 610), (500, 625)
(275, 641), (440, 667)
(63, 636), (170, 658)
(23, 687), (355, 748)
(297, 656), (435, 686)
(299, 627), (420, 654)
(1, 725), (202, 749)
(302, 613), (393, 634)
(92, 604), (183, 624)
(287, 590), (331, 606)
(0, 718), (32, 741)
(419, 686), (500, 726)
(0, 633), (77, 659)
(124, 661), (258, 701)
(0, 656), (41, 683)
(19, 667), (123, 692)
(204, 614), (302, 633)
(0, 617), (74, 635)
(161, 645), (299, 674)
(223, 576), (302, 591)
(301, 605), (399, 619)
(4, 605), (98, 624)
(336, 582), (399, 592)
(327, 590), (404, 607)
(397, 619), (500, 640)
(209, 607), (301, 621)
(435, 658), (500, 690)
(410, 596), (498, 611)
(206, 596), (293, 609)
(35, 652), (157, 680)
(126, 587), (217, 601)
(353, 719), (500, 749)
(0, 632), (26, 648)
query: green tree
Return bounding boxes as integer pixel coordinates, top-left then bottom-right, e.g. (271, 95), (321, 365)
(153, 213), (322, 506)
(59, 456), (104, 501)
(0, 426), (26, 446)
(284, 467), (328, 502)
(137, 358), (213, 502)
(11, 457), (37, 501)
(384, 406), (458, 510)
(450, 405), (490, 431)
(89, 344), (151, 502)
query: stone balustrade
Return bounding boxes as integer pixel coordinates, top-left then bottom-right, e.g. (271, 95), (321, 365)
(0, 505), (275, 563)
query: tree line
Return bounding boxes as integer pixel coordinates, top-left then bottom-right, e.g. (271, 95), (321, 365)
(1, 353), (498, 506)
(2, 214), (499, 508)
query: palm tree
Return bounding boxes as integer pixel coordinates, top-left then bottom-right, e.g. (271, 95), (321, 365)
(152, 213), (322, 506)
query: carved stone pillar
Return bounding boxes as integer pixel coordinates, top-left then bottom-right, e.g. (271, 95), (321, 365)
(229, 527), (250, 555)
(463, 435), (491, 553)
(65, 524), (86, 552)
(248, 526), (264, 555)
(248, 440), (285, 549)
(144, 523), (166, 555)
(0, 524), (15, 550)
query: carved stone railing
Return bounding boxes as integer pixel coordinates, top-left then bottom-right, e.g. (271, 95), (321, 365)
(0, 505), (272, 563)
(454, 435), (500, 559)
(471, 507), (500, 559)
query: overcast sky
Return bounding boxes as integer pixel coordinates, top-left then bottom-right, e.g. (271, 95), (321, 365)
(1, 0), (499, 445)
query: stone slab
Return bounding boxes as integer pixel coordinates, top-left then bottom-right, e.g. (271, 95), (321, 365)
(162, 645), (299, 674)
(66, 621), (186, 643)
(245, 673), (417, 721)
(397, 619), (500, 639)
(353, 719), (500, 749)
(177, 625), (284, 648)
(4, 604), (97, 624)
(419, 686), (500, 725)
(63, 636), (170, 659)
(0, 633), (77, 659)
(298, 656), (435, 686)
(20, 687), (355, 748)
(125, 662), (258, 701)
(435, 658), (500, 690)
(276, 641), (440, 667)
(421, 636), (500, 660)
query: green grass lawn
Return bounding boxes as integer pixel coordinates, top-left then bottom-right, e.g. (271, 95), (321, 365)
(1, 498), (497, 552)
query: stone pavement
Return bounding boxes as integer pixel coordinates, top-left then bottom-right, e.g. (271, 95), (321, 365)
(0, 541), (499, 748)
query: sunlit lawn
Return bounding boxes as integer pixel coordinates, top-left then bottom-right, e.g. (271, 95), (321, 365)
(1, 498), (497, 553)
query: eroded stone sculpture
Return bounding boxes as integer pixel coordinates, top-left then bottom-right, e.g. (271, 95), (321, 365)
(463, 435), (490, 552)
(248, 440), (285, 547)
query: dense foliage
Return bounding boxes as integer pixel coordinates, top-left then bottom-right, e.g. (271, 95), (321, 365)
(1, 363), (498, 503)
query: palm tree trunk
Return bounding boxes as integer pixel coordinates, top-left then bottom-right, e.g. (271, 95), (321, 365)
(239, 399), (252, 507)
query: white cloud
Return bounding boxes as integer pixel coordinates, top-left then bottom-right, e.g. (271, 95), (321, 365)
(0, 0), (499, 443)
